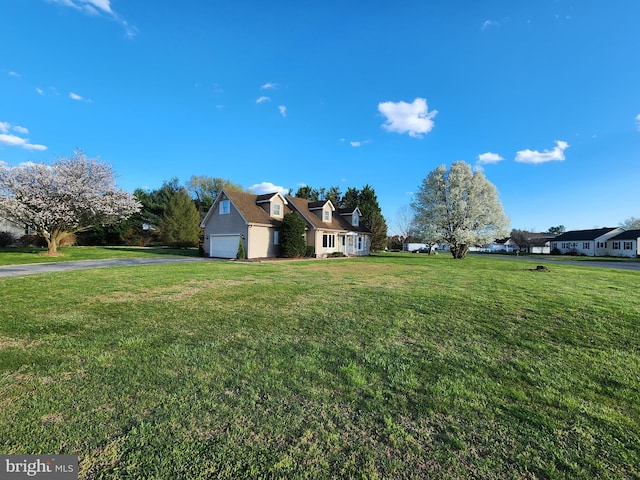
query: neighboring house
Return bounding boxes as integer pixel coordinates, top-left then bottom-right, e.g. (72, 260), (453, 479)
(489, 237), (519, 253)
(550, 228), (623, 256)
(606, 229), (640, 258)
(0, 217), (26, 238)
(200, 190), (372, 259)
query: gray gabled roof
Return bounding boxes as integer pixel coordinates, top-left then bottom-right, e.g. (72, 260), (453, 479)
(552, 228), (619, 241)
(609, 229), (640, 240)
(286, 196), (371, 234)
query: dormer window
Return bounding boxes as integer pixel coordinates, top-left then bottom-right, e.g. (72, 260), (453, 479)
(273, 203), (282, 217)
(324, 210), (331, 222)
(352, 214), (359, 227)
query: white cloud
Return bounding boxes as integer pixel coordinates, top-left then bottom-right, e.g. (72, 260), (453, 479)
(45, 0), (136, 37)
(69, 92), (91, 102)
(378, 97), (437, 138)
(278, 105), (287, 117)
(260, 82), (277, 90)
(348, 139), (370, 148)
(36, 87), (44, 95)
(636, 113), (640, 131)
(256, 96), (271, 104)
(482, 20), (499, 31)
(350, 141), (361, 147)
(477, 152), (504, 164)
(248, 182), (289, 196)
(0, 122), (47, 151)
(48, 0), (111, 15)
(515, 140), (569, 164)
(8, 71), (20, 77)
(0, 133), (47, 151)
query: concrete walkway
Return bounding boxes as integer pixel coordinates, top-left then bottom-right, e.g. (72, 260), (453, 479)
(0, 256), (213, 278)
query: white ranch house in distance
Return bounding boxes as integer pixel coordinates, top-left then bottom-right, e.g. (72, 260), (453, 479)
(549, 227), (632, 257)
(605, 229), (640, 258)
(200, 189), (372, 259)
(0, 218), (28, 240)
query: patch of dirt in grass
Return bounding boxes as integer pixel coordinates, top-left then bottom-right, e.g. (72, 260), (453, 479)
(0, 336), (42, 349)
(41, 412), (65, 423)
(93, 278), (266, 303)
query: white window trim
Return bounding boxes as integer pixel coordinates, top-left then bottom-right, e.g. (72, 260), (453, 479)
(219, 200), (230, 215)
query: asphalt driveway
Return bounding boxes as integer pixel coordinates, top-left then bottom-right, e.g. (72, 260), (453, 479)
(0, 257), (213, 278)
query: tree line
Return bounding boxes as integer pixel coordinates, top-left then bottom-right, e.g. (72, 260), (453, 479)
(5, 152), (634, 258)
(0, 152), (388, 254)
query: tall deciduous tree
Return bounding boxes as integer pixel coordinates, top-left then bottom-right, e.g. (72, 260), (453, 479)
(620, 217), (640, 230)
(160, 188), (201, 248)
(187, 175), (242, 219)
(0, 151), (141, 255)
(412, 161), (509, 259)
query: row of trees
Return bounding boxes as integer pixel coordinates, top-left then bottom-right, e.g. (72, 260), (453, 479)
(16, 153), (635, 260)
(0, 151), (390, 255)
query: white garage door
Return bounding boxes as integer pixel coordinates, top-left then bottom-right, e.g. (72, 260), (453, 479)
(210, 234), (240, 258)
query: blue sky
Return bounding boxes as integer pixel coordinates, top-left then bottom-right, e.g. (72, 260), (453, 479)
(2, 1), (639, 234)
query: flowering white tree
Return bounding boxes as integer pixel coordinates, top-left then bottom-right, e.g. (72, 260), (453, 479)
(0, 151), (141, 255)
(411, 161), (509, 259)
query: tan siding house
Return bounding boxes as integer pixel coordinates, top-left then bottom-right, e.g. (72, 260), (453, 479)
(200, 189), (371, 259)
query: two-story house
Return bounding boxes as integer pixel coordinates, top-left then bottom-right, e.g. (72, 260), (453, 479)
(200, 189), (371, 259)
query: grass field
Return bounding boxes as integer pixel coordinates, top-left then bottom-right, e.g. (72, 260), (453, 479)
(1, 252), (638, 478)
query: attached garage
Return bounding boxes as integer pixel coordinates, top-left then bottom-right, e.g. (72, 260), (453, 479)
(209, 234), (241, 258)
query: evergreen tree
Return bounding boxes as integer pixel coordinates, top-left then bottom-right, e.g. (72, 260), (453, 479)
(341, 187), (360, 208)
(344, 184), (388, 251)
(160, 188), (201, 248)
(325, 185), (342, 206)
(294, 185), (320, 201)
(280, 212), (307, 257)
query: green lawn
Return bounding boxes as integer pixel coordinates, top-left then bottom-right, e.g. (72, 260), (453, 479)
(1, 253), (638, 478)
(0, 246), (199, 265)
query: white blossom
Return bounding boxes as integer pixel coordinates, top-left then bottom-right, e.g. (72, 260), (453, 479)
(0, 150), (141, 253)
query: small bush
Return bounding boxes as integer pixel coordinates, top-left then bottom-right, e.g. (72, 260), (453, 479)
(305, 246), (315, 257)
(551, 247), (561, 255)
(0, 231), (16, 247)
(236, 238), (246, 259)
(19, 234), (47, 247)
(59, 233), (77, 247)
